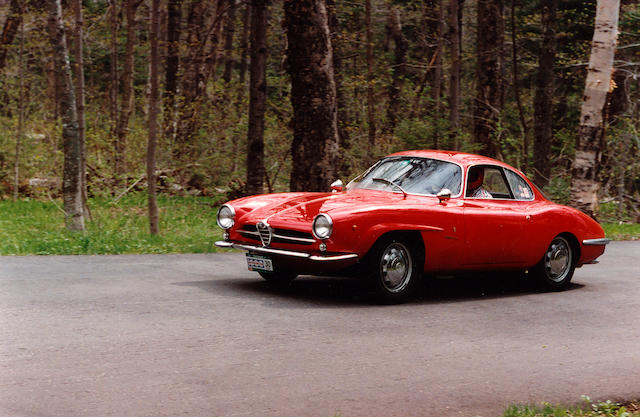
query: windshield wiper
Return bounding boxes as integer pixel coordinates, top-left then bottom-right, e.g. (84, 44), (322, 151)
(372, 178), (408, 198)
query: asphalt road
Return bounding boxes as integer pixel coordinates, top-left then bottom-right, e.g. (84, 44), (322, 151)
(1, 242), (639, 417)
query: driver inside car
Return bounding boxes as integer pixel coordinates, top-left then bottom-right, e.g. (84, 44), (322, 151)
(467, 167), (493, 198)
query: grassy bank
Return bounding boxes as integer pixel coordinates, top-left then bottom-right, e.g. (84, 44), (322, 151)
(503, 398), (640, 417)
(602, 223), (640, 241)
(0, 194), (638, 255)
(0, 193), (222, 255)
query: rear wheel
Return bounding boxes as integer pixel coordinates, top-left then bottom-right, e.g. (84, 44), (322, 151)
(532, 235), (576, 290)
(258, 270), (298, 285)
(366, 236), (421, 304)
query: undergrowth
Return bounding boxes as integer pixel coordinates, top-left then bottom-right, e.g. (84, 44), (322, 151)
(503, 397), (640, 417)
(0, 193), (223, 255)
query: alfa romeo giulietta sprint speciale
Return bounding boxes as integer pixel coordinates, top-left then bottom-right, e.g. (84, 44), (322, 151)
(215, 150), (609, 303)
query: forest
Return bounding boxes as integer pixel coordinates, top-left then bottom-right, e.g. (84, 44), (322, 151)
(0, 0), (638, 233)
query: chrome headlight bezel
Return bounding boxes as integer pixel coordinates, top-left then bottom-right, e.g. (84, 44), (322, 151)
(217, 204), (236, 230)
(312, 213), (333, 240)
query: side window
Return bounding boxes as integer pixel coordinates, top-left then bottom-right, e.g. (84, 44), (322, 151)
(505, 170), (534, 201)
(483, 167), (511, 198)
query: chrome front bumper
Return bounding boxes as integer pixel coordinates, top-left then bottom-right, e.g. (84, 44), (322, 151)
(582, 238), (611, 246)
(214, 241), (358, 262)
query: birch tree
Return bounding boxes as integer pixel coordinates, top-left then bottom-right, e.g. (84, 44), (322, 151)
(74, 0), (89, 218)
(48, 0), (85, 231)
(569, 0), (621, 218)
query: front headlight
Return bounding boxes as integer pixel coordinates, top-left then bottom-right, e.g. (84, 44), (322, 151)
(312, 213), (333, 240)
(217, 204), (236, 229)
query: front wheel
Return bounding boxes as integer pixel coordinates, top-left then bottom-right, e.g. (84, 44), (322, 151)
(366, 237), (421, 304)
(532, 235), (576, 290)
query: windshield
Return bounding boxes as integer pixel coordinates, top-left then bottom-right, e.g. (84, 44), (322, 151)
(349, 157), (462, 196)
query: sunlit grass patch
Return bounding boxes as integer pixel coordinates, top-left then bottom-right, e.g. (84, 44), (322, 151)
(602, 223), (640, 241)
(0, 193), (223, 255)
(503, 397), (640, 417)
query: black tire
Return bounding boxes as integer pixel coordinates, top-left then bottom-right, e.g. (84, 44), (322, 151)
(258, 270), (298, 285)
(532, 235), (576, 290)
(366, 236), (422, 304)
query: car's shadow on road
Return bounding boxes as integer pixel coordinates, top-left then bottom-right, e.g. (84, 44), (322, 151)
(178, 272), (584, 307)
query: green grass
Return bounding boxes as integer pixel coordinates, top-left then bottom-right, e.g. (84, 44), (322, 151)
(602, 223), (640, 241)
(502, 398), (640, 417)
(0, 193), (223, 255)
(1, 194), (638, 256)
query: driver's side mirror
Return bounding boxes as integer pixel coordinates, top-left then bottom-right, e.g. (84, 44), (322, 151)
(437, 188), (452, 203)
(331, 179), (344, 193)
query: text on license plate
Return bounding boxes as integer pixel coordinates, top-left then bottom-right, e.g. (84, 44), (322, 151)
(246, 254), (273, 272)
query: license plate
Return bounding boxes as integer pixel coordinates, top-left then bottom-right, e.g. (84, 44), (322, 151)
(246, 253), (273, 272)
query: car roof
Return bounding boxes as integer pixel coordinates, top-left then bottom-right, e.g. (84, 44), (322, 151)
(384, 149), (547, 201)
(386, 149), (515, 170)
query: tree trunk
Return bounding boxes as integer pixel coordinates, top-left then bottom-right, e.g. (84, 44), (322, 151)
(232, 1), (251, 174)
(533, 0), (557, 187)
(48, 0), (85, 231)
(245, 0), (268, 195)
(174, 0), (223, 165)
(433, 0), (445, 148)
(109, 0), (118, 134)
(222, 0), (237, 84)
(473, 0), (504, 158)
(14, 17), (24, 201)
(365, 0), (376, 149)
(285, 0), (339, 192)
(238, 1), (250, 85)
(570, 0), (620, 218)
(115, 0), (142, 177)
(0, 0), (22, 75)
(510, 0), (528, 172)
(46, 51), (59, 119)
(148, 0), (160, 235)
(174, 0), (206, 162)
(163, 0), (182, 144)
(448, 0), (463, 150)
(386, 4), (407, 132)
(327, 0), (351, 178)
(74, 0), (89, 219)
(204, 2), (225, 84)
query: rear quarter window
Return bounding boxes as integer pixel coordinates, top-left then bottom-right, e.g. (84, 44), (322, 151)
(505, 170), (534, 201)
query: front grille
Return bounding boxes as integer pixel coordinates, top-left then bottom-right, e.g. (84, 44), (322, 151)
(239, 224), (314, 246)
(239, 225), (261, 241)
(257, 222), (272, 246)
(273, 228), (314, 244)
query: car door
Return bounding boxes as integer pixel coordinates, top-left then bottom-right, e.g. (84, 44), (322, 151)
(462, 165), (530, 266)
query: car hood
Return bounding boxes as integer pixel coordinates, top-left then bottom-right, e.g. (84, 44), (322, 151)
(234, 189), (430, 226)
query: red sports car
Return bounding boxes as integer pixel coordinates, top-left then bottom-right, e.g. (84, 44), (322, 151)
(215, 150), (609, 303)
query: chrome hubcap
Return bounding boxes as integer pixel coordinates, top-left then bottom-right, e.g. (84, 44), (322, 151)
(545, 237), (571, 282)
(380, 242), (412, 293)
